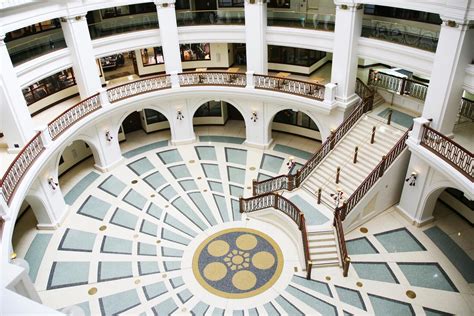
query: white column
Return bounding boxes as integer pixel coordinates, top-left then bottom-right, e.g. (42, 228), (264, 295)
(92, 122), (123, 172)
(244, 0), (267, 74)
(245, 102), (271, 149)
(60, 14), (102, 98)
(422, 19), (472, 136)
(0, 35), (35, 152)
(330, 1), (363, 108)
(170, 103), (196, 145)
(155, 0), (182, 74)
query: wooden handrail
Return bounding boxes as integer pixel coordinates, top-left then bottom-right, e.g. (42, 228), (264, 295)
(253, 74), (325, 101)
(421, 125), (473, 181)
(333, 207), (350, 277)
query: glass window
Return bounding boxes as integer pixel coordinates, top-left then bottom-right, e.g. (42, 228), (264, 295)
(268, 45), (326, 67)
(274, 110), (319, 131)
(218, 0), (244, 8)
(22, 68), (76, 105)
(5, 19), (62, 41)
(100, 4), (156, 19)
(141, 47), (164, 66)
(194, 101), (223, 117)
(268, 0), (290, 8)
(176, 0), (191, 10)
(145, 109), (167, 124)
(363, 5), (441, 25)
(180, 43), (211, 61)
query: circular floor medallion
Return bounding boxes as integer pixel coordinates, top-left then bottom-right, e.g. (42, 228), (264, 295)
(99, 225), (107, 231)
(406, 290), (416, 299)
(249, 167), (256, 171)
(359, 227), (368, 234)
(131, 180), (138, 184)
(88, 287), (97, 295)
(193, 228), (283, 299)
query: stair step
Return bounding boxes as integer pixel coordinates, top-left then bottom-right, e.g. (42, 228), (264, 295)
(311, 252), (340, 261)
(311, 259), (340, 268)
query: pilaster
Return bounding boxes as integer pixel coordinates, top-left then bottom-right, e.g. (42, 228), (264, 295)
(244, 0), (267, 74)
(60, 14), (102, 98)
(155, 0), (182, 74)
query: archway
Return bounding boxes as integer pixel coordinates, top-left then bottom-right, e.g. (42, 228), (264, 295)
(192, 101), (246, 139)
(117, 108), (170, 155)
(428, 187), (473, 226)
(270, 109), (322, 157)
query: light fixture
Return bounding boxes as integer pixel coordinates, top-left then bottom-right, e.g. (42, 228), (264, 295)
(177, 110), (184, 120)
(105, 131), (113, 142)
(405, 172), (417, 186)
(48, 177), (59, 190)
(286, 156), (295, 170)
(250, 111), (258, 122)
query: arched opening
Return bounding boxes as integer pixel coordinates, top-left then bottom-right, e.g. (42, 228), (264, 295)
(193, 101), (246, 140)
(118, 108), (170, 155)
(430, 187), (473, 226)
(271, 109), (322, 156)
(12, 200), (38, 253)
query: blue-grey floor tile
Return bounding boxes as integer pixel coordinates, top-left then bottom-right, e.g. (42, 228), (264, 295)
(248, 308), (259, 316)
(213, 194), (230, 222)
(164, 260), (181, 271)
(335, 285), (366, 311)
(159, 184), (178, 200)
(169, 276), (184, 288)
(157, 149), (183, 164)
(25, 234), (53, 282)
(195, 146), (217, 160)
(368, 294), (414, 316)
(64, 171), (100, 205)
(286, 285), (337, 316)
(227, 166), (246, 184)
(202, 163), (221, 179)
(289, 195), (329, 225)
(146, 203), (162, 220)
(172, 197), (208, 231)
(199, 136), (245, 144)
(398, 262), (458, 292)
(77, 196), (111, 221)
(164, 213), (197, 237)
(179, 179), (198, 191)
(274, 295), (304, 316)
(291, 275), (332, 297)
(123, 189), (147, 210)
(375, 228), (426, 253)
(424, 226), (474, 283)
(137, 242), (157, 256)
(423, 307), (454, 316)
(161, 228), (191, 246)
(153, 298), (178, 315)
(273, 144), (313, 160)
(191, 302), (210, 315)
(127, 157), (155, 176)
(178, 289), (193, 303)
(98, 261), (133, 282)
(101, 236), (132, 254)
(352, 262), (399, 284)
(257, 173), (272, 181)
(99, 289), (140, 315)
(161, 247), (184, 258)
(168, 164), (191, 179)
(48, 261), (89, 289)
(208, 181), (224, 193)
(260, 154), (284, 173)
(377, 108), (414, 128)
(140, 219), (158, 237)
(212, 307), (225, 316)
(232, 310), (244, 316)
(143, 282), (167, 300)
(98, 175), (126, 197)
(229, 185), (244, 197)
(138, 261), (160, 276)
(122, 140), (168, 158)
(144, 171), (167, 190)
(225, 147), (247, 165)
(188, 192), (218, 225)
(231, 199), (241, 221)
(264, 302), (280, 316)
(58, 229), (95, 252)
(110, 208), (138, 230)
(347, 237), (379, 255)
(77, 302), (90, 316)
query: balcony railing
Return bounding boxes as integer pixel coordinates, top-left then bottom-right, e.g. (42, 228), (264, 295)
(0, 133), (45, 204)
(176, 9), (245, 26)
(334, 208), (350, 277)
(362, 18), (439, 52)
(253, 78), (373, 195)
(48, 94), (101, 140)
(239, 193), (311, 279)
(267, 11), (335, 32)
(421, 125), (473, 181)
(107, 74), (172, 103)
(88, 13), (159, 39)
(368, 69), (428, 101)
(254, 74), (325, 101)
(458, 97), (474, 122)
(178, 72), (246, 87)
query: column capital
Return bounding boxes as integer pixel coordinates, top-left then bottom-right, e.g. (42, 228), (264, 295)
(440, 17), (471, 30)
(154, 0), (175, 8)
(245, 0), (267, 4)
(60, 13), (87, 23)
(334, 1), (363, 11)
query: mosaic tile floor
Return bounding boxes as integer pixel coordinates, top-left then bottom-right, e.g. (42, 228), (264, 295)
(15, 139), (474, 315)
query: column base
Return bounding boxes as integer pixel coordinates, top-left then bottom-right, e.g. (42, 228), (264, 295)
(335, 93), (360, 110)
(36, 223), (60, 230)
(394, 205), (435, 227)
(244, 138), (273, 150)
(94, 158), (123, 173)
(7, 147), (22, 154)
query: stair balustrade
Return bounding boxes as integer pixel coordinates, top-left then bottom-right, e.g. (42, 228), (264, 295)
(253, 74), (325, 100)
(421, 125), (473, 180)
(178, 72), (246, 87)
(458, 97), (474, 122)
(239, 193), (312, 279)
(368, 69), (428, 101)
(333, 208), (350, 277)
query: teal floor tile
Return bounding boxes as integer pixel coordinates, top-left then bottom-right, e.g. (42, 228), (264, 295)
(286, 285), (337, 316)
(170, 276), (184, 288)
(188, 192), (218, 225)
(233, 310), (244, 316)
(199, 136), (245, 144)
(122, 140), (168, 158)
(146, 203), (162, 220)
(48, 261), (89, 289)
(423, 307), (453, 316)
(368, 294), (414, 316)
(375, 228), (425, 253)
(225, 148), (247, 165)
(274, 295), (304, 316)
(143, 282), (167, 300)
(98, 175), (126, 197)
(162, 228), (191, 246)
(260, 154), (284, 173)
(98, 261), (133, 282)
(168, 164), (191, 179)
(377, 108), (414, 128)
(157, 149), (183, 164)
(231, 199), (241, 221)
(64, 171), (100, 205)
(110, 208), (138, 230)
(99, 289), (141, 315)
(191, 302), (210, 315)
(164, 213), (198, 237)
(161, 247), (184, 257)
(227, 166), (246, 184)
(172, 197), (208, 231)
(159, 184), (178, 200)
(212, 307), (225, 316)
(257, 173), (272, 181)
(335, 285), (366, 311)
(178, 289), (193, 303)
(264, 302), (280, 316)
(123, 189), (147, 210)
(138, 261), (160, 276)
(164, 260), (181, 271)
(101, 236), (132, 254)
(140, 219), (158, 237)
(229, 185), (244, 197)
(77, 196), (111, 221)
(346, 237), (379, 255)
(138, 242), (157, 256)
(195, 146), (217, 160)
(273, 144), (313, 160)
(289, 195), (329, 225)
(179, 179), (198, 191)
(127, 157), (155, 175)
(144, 171), (167, 190)
(25, 234), (53, 282)
(208, 181), (224, 193)
(153, 297), (178, 315)
(202, 163), (221, 179)
(291, 275), (332, 297)
(424, 226), (474, 283)
(59, 229), (96, 252)
(213, 194), (230, 222)
(352, 262), (399, 284)
(398, 263), (457, 292)
(77, 302), (90, 316)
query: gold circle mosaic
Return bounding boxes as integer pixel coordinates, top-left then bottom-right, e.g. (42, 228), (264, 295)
(192, 228), (283, 299)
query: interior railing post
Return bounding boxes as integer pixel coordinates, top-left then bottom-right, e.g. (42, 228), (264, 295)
(379, 155), (387, 178)
(343, 256), (351, 277)
(353, 146), (358, 164)
(317, 188), (322, 204)
(252, 179), (257, 196)
(370, 126), (376, 144)
(387, 109), (393, 125)
(335, 167), (341, 184)
(329, 130), (336, 150)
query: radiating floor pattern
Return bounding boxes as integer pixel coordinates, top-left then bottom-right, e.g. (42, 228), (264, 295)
(15, 140), (474, 315)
